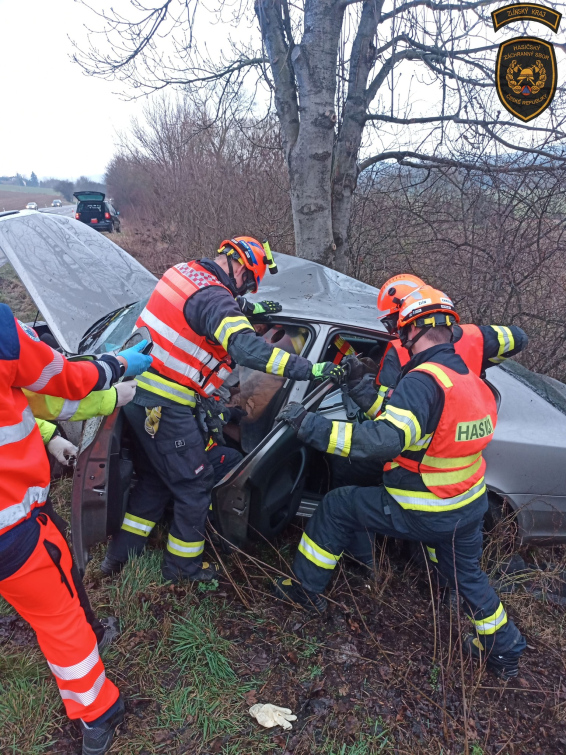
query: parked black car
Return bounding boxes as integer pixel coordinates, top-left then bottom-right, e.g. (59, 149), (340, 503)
(74, 191), (121, 233)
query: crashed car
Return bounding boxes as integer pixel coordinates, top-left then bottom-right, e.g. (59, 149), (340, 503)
(1, 210), (565, 574)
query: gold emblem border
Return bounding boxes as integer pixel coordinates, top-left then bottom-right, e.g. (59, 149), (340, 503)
(495, 36), (557, 122)
(492, 3), (562, 33)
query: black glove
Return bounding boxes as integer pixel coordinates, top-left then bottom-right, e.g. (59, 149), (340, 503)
(311, 362), (346, 384)
(276, 402), (308, 433)
(342, 355), (378, 385)
(228, 406), (247, 425)
(238, 298), (283, 317)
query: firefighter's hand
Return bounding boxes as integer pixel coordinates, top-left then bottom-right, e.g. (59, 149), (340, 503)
(239, 297), (283, 316)
(47, 436), (79, 466)
(115, 380), (137, 407)
(249, 703), (297, 730)
(276, 402), (308, 433)
(311, 362), (346, 384)
(342, 355), (377, 385)
(118, 340), (153, 378)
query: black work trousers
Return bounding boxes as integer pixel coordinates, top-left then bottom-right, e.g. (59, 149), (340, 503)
(107, 403), (241, 577)
(293, 485), (525, 656)
(331, 456), (384, 565)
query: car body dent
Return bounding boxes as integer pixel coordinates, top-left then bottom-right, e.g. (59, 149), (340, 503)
(0, 211), (156, 353)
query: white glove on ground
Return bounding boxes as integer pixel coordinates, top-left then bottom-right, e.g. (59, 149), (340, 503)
(115, 380), (138, 407)
(47, 436), (78, 466)
(249, 703), (297, 730)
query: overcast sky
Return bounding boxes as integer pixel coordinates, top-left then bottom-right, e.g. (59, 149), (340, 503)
(0, 0), (149, 181)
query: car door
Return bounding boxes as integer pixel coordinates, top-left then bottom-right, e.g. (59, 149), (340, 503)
(212, 325), (392, 548)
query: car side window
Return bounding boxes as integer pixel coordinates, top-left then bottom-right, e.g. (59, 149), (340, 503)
(224, 323), (311, 453)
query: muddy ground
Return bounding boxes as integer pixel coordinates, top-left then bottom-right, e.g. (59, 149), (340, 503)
(1, 476), (565, 754)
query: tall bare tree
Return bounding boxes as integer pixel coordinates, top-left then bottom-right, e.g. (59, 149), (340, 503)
(75, 0), (566, 271)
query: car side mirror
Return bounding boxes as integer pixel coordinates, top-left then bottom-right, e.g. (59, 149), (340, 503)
(116, 211), (120, 215)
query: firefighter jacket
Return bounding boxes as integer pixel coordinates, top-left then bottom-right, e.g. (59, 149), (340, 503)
(0, 304), (122, 539)
(135, 258), (313, 408)
(296, 343), (497, 524)
(352, 323), (527, 419)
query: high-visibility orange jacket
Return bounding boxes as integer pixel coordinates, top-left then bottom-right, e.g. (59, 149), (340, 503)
(382, 360), (497, 510)
(136, 262), (237, 401)
(0, 304), (114, 537)
(360, 323), (527, 419)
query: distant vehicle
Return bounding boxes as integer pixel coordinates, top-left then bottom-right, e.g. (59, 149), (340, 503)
(25, 202), (39, 211)
(73, 191), (121, 234)
(51, 199), (62, 207)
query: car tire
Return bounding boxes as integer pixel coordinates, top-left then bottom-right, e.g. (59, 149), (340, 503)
(116, 223), (121, 233)
(107, 224), (113, 234)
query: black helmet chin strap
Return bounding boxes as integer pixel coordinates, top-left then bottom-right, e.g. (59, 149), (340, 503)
(225, 253), (249, 296)
(400, 325), (431, 357)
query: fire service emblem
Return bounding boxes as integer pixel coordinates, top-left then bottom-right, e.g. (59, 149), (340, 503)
(495, 37), (557, 121)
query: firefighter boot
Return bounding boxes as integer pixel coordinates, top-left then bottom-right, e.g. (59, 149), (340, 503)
(81, 695), (125, 755)
(274, 577), (327, 613)
(161, 560), (220, 585)
(464, 635), (525, 681)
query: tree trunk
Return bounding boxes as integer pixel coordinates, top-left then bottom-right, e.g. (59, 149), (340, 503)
(331, 0), (383, 273)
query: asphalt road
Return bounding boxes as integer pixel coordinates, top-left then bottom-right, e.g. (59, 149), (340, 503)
(39, 205), (76, 217)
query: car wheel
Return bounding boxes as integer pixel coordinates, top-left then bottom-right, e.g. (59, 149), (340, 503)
(107, 224), (113, 234)
(116, 223), (121, 233)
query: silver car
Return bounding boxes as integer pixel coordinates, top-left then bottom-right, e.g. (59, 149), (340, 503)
(0, 210), (565, 573)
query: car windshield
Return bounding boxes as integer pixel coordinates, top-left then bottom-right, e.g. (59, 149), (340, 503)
(501, 360), (566, 417)
(79, 298), (148, 354)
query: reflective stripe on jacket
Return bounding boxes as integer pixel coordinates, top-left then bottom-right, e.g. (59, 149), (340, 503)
(384, 361), (497, 511)
(24, 388), (117, 422)
(136, 261), (251, 402)
(0, 304), (99, 536)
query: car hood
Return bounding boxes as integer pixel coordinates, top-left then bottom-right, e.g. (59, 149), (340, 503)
(247, 253), (386, 331)
(0, 211), (157, 353)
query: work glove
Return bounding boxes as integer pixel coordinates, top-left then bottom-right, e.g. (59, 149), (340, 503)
(47, 435), (78, 466)
(249, 703), (297, 730)
(311, 361), (346, 384)
(117, 340), (153, 378)
(342, 355), (378, 385)
(115, 380), (137, 408)
(276, 402), (308, 433)
(239, 298), (283, 317)
(228, 406), (247, 425)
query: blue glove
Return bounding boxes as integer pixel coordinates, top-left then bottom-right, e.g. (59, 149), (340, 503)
(118, 340), (153, 378)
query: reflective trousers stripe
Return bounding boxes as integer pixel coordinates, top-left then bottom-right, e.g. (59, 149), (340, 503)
(23, 350), (64, 391)
(426, 546), (438, 563)
(471, 602), (508, 635)
(167, 534), (205, 558)
(121, 513), (155, 537)
(0, 483), (50, 531)
(49, 641), (100, 681)
(0, 405), (36, 447)
(59, 669), (107, 707)
(327, 421), (353, 457)
(297, 533), (341, 570)
(266, 348), (290, 376)
(385, 479), (486, 511)
(137, 372), (197, 406)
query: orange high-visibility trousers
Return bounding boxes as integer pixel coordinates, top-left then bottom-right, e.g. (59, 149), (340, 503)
(0, 513), (119, 722)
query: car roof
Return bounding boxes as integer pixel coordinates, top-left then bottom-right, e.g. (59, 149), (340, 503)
(248, 253), (386, 332)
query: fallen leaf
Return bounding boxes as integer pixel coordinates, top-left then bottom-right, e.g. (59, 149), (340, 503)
(338, 684), (350, 696)
(344, 715), (360, 735)
(518, 677), (530, 688)
(244, 689), (258, 706)
(287, 650), (299, 665)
